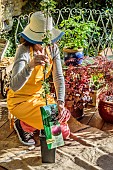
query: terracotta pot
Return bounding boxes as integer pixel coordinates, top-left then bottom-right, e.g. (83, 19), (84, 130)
(98, 100), (113, 123)
(63, 47), (83, 53)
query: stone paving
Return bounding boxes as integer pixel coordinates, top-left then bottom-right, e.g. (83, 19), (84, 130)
(0, 96), (113, 170)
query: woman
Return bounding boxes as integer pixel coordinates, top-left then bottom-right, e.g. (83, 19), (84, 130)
(7, 11), (65, 146)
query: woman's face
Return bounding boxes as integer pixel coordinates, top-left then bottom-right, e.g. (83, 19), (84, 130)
(33, 44), (42, 52)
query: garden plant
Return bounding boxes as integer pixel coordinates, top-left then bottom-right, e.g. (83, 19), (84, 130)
(59, 15), (100, 53)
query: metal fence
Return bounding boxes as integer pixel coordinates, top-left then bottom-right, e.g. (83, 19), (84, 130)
(14, 8), (113, 57)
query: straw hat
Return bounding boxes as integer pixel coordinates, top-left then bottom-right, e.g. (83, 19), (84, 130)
(21, 11), (64, 44)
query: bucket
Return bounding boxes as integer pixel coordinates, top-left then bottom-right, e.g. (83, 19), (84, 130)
(40, 135), (56, 163)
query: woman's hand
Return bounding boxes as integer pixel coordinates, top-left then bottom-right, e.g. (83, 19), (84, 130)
(57, 100), (65, 119)
(29, 48), (49, 69)
(57, 102), (71, 124)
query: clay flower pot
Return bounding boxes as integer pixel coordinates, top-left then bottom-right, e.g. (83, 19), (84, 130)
(98, 100), (113, 123)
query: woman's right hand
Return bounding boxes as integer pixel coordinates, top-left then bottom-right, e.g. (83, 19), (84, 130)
(29, 49), (49, 69)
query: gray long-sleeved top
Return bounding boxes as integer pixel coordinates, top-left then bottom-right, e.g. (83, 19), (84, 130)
(10, 43), (65, 102)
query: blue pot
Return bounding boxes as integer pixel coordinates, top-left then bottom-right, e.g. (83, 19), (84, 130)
(64, 51), (84, 66)
(73, 51), (84, 65)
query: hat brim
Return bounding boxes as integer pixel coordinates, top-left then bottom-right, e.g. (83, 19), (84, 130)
(21, 24), (64, 44)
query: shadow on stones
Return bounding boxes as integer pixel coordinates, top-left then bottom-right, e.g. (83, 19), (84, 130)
(0, 155), (42, 170)
(97, 153), (113, 170)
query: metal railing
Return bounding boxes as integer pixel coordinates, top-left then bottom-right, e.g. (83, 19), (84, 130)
(14, 8), (113, 57)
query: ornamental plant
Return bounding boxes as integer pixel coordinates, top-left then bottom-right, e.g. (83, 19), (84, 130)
(89, 72), (105, 90)
(64, 65), (92, 112)
(97, 57), (113, 102)
(63, 55), (113, 112)
(40, 0), (57, 105)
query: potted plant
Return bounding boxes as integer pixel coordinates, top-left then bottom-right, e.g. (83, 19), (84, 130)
(89, 71), (105, 107)
(89, 54), (113, 108)
(39, 0), (64, 163)
(59, 16), (100, 65)
(98, 60), (113, 123)
(98, 83), (113, 123)
(64, 65), (92, 120)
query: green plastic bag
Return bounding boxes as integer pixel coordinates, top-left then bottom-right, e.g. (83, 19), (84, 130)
(40, 104), (64, 150)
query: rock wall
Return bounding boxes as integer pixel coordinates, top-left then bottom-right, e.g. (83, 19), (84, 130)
(0, 0), (27, 31)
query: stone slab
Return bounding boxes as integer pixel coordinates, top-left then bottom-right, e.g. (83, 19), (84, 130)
(80, 107), (96, 125)
(1, 96), (113, 169)
(88, 109), (104, 130)
(101, 122), (113, 133)
(58, 128), (113, 170)
(68, 115), (90, 133)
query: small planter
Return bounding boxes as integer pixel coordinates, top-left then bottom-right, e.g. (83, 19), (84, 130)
(89, 88), (104, 107)
(40, 135), (56, 163)
(98, 100), (113, 124)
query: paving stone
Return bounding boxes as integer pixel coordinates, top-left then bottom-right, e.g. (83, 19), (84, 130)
(1, 96), (113, 169)
(101, 122), (113, 133)
(88, 109), (104, 130)
(68, 115), (90, 133)
(80, 107), (96, 125)
(58, 127), (113, 170)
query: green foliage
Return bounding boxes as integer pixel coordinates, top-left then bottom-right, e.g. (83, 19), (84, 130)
(59, 16), (100, 51)
(40, 0), (57, 47)
(40, 0), (57, 16)
(40, 0), (57, 104)
(90, 73), (104, 90)
(1, 19), (18, 57)
(22, 0), (113, 12)
(41, 80), (50, 98)
(42, 31), (52, 47)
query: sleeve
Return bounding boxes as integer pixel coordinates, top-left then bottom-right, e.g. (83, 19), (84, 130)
(52, 44), (65, 102)
(10, 45), (33, 91)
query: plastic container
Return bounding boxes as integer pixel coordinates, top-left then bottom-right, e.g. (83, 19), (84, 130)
(40, 135), (56, 163)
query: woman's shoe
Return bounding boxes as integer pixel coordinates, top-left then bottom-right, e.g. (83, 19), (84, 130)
(14, 119), (35, 146)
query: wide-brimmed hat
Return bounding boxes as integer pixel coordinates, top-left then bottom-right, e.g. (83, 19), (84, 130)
(21, 11), (64, 44)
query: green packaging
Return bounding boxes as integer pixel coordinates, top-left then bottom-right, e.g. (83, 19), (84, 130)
(40, 104), (64, 150)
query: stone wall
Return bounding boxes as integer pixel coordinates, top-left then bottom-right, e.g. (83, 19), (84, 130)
(0, 0), (27, 31)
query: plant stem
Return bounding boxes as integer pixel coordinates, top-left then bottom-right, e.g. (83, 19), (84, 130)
(44, 63), (48, 106)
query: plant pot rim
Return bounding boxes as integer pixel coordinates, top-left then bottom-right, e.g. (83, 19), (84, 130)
(90, 88), (104, 93)
(63, 47), (83, 53)
(99, 99), (113, 106)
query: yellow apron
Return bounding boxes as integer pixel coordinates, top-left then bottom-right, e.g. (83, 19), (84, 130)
(7, 47), (55, 129)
